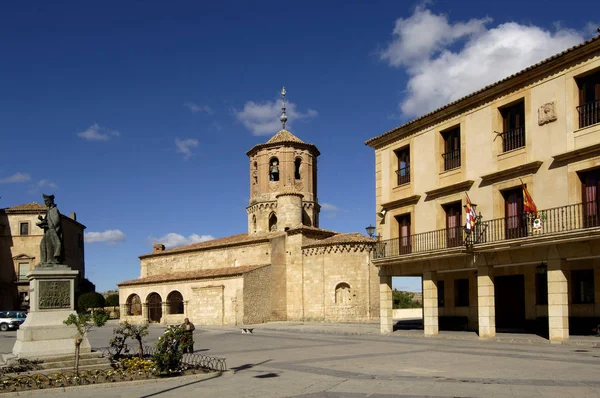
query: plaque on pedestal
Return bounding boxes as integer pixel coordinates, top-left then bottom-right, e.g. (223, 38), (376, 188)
(12, 266), (92, 358)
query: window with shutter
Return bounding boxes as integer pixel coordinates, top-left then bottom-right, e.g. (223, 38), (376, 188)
(443, 202), (462, 247)
(499, 101), (525, 152)
(441, 126), (461, 171)
(395, 147), (410, 185)
(580, 169), (600, 227)
(576, 70), (600, 128)
(503, 187), (526, 239)
(396, 214), (412, 254)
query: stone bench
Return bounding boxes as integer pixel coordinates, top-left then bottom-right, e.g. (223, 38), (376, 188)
(240, 327), (254, 334)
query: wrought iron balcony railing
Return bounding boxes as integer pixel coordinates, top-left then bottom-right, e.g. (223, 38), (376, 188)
(396, 165), (410, 185)
(577, 99), (600, 129)
(499, 126), (525, 152)
(442, 149), (461, 171)
(373, 201), (600, 260)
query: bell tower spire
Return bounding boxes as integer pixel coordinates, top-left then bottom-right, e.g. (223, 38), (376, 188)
(246, 87), (321, 235)
(280, 87), (287, 130)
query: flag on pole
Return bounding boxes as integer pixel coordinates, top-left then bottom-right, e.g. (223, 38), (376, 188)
(465, 194), (477, 231)
(521, 182), (537, 214)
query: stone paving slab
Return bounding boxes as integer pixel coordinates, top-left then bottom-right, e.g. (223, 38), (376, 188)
(2, 322), (600, 397)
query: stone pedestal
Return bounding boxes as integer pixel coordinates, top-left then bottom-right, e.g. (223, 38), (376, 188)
(12, 266), (91, 358)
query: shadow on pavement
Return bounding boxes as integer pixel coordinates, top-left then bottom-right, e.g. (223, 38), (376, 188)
(139, 373), (223, 398)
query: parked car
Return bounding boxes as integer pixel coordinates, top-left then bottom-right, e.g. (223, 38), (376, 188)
(0, 311), (26, 331)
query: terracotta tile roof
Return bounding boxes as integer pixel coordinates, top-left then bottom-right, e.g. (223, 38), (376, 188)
(140, 232), (285, 258)
(266, 129), (305, 144)
(286, 225), (338, 237)
(2, 202), (46, 213)
(118, 264), (270, 286)
(365, 34), (600, 148)
(302, 232), (376, 248)
(246, 129), (320, 157)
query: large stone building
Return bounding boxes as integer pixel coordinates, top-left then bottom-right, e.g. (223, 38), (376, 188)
(0, 202), (86, 310)
(118, 107), (378, 326)
(366, 34), (600, 342)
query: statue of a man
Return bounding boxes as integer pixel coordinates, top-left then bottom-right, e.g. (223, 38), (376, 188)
(36, 194), (63, 266)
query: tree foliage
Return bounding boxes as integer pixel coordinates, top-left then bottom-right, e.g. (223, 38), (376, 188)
(77, 292), (105, 313)
(105, 294), (120, 307)
(64, 311), (109, 375)
(110, 321), (149, 359)
(392, 290), (422, 309)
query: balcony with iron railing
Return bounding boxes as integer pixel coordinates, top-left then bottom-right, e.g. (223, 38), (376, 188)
(373, 201), (600, 260)
(396, 165), (410, 185)
(499, 126), (525, 152)
(442, 149), (461, 171)
(577, 99), (600, 129)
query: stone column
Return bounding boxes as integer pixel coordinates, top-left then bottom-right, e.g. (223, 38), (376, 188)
(161, 301), (168, 324)
(380, 275), (393, 334)
(423, 271), (439, 336)
(142, 303), (149, 323)
(477, 266), (495, 338)
(548, 259), (569, 343)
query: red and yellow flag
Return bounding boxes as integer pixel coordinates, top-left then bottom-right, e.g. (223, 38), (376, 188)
(522, 183), (537, 214)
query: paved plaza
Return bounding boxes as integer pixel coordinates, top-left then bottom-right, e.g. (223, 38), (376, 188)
(2, 321), (600, 397)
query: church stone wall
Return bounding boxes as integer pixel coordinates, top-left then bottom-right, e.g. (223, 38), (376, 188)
(285, 233), (305, 320)
(269, 235), (287, 320)
(140, 242), (272, 277)
(302, 245), (378, 322)
(242, 265), (272, 324)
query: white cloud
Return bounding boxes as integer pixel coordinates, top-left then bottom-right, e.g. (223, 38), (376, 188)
(149, 233), (214, 249)
(175, 138), (199, 160)
(234, 98), (318, 135)
(28, 179), (59, 194)
(380, 6), (585, 117)
(320, 203), (339, 211)
(183, 102), (214, 114)
(36, 179), (58, 190)
(85, 229), (126, 244)
(77, 123), (120, 141)
(0, 172), (30, 183)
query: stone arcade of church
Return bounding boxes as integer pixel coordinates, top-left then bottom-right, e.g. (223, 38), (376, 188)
(118, 115), (379, 326)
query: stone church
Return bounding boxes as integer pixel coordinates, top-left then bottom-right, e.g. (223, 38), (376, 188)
(118, 98), (378, 326)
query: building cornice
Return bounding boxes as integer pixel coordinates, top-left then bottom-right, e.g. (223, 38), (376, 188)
(380, 195), (421, 211)
(424, 180), (474, 201)
(552, 142), (600, 164)
(479, 161), (543, 186)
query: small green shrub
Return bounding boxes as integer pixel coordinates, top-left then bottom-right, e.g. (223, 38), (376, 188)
(105, 294), (119, 307)
(77, 292), (105, 313)
(153, 325), (186, 374)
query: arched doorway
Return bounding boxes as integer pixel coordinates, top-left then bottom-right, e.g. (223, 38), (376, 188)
(167, 291), (184, 314)
(126, 294), (142, 316)
(147, 293), (162, 323)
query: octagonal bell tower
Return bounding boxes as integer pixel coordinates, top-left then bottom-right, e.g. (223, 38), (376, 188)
(246, 88), (320, 235)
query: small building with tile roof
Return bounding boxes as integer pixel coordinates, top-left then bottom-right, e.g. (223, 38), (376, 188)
(118, 123), (379, 326)
(0, 201), (87, 310)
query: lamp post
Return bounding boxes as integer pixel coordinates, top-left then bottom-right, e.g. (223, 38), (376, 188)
(365, 224), (376, 238)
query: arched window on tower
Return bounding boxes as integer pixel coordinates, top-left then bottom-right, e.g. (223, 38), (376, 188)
(335, 282), (351, 304)
(269, 157), (280, 182)
(294, 158), (302, 180)
(269, 213), (278, 232)
(252, 161), (258, 185)
(252, 214), (257, 233)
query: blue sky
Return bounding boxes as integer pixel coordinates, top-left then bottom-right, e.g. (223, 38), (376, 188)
(0, 1), (597, 293)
